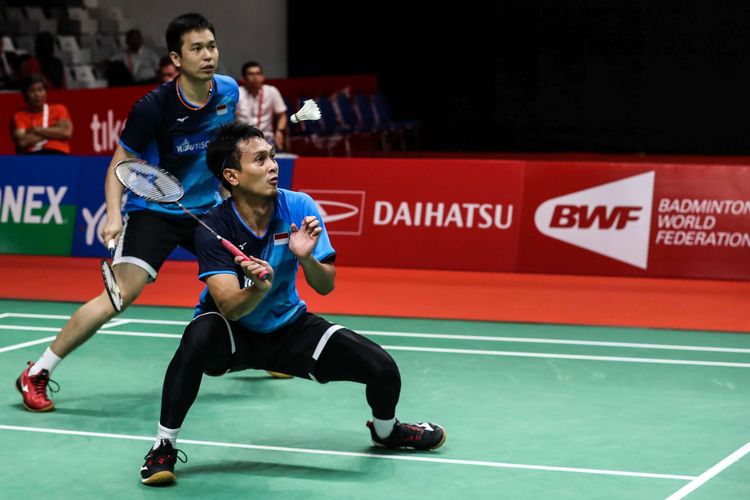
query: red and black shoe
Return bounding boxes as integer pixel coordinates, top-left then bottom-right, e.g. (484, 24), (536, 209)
(141, 439), (187, 485)
(16, 361), (59, 412)
(367, 420), (447, 451)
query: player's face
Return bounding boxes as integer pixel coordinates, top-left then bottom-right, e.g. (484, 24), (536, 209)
(172, 29), (217, 81)
(232, 137), (279, 198)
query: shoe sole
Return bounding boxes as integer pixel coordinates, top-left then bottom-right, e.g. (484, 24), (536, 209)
(141, 471), (176, 485)
(15, 379), (54, 412)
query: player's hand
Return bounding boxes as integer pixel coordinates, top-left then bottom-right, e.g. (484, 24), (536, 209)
(236, 255), (274, 292)
(101, 213), (123, 248)
(289, 216), (322, 259)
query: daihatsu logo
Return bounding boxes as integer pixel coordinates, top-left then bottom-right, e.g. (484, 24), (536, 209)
(302, 190), (365, 235)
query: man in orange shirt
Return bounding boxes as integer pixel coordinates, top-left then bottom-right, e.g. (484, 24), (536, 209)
(12, 74), (73, 154)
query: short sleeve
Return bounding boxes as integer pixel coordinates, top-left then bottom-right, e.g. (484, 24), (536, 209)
(298, 193), (335, 262)
(54, 104), (71, 121)
(270, 86), (287, 114)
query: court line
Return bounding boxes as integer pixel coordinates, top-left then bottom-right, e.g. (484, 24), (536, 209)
(3, 313), (750, 354)
(0, 325), (748, 367)
(0, 313), (9, 320)
(665, 441), (750, 499)
(0, 424), (695, 481)
(0, 336), (57, 353)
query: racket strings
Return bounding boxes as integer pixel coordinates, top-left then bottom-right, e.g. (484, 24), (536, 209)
(116, 160), (183, 203)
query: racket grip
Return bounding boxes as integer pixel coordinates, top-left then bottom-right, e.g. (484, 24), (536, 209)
(220, 238), (270, 281)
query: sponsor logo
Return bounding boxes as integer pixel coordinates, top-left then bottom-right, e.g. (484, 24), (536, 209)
(534, 172), (655, 269)
(81, 194), (127, 247)
(303, 190), (365, 235)
(90, 110), (126, 153)
(373, 201), (513, 229)
(176, 116), (189, 123)
(0, 185), (68, 224)
(174, 134), (211, 155)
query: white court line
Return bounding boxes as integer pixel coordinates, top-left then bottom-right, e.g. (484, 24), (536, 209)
(0, 313), (9, 320)
(0, 424), (695, 481)
(100, 319), (131, 329)
(0, 336), (56, 353)
(0, 325), (747, 367)
(665, 441), (750, 499)
(381, 346), (750, 368)
(3, 313), (750, 354)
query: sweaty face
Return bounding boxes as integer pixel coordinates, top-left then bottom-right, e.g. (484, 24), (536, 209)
(172, 29), (217, 81)
(229, 137), (279, 198)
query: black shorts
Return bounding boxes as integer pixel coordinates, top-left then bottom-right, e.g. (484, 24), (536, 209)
(113, 210), (197, 281)
(196, 311), (346, 381)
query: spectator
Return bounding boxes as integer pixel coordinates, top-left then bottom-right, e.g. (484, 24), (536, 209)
(156, 55), (178, 82)
(112, 29), (160, 84)
(11, 74), (73, 155)
(19, 32), (66, 90)
(235, 61), (288, 150)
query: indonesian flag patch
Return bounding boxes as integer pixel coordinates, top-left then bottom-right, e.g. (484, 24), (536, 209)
(216, 104), (228, 115)
(273, 232), (290, 246)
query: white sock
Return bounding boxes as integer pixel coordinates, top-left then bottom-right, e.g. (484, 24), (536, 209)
(29, 347), (62, 376)
(153, 423), (180, 449)
(372, 417), (397, 439)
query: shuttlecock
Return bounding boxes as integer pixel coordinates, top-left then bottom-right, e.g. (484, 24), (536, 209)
(290, 99), (321, 123)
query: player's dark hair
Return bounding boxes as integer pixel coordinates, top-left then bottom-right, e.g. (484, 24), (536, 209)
(241, 61), (262, 76)
(207, 123), (266, 190)
(165, 13), (215, 55)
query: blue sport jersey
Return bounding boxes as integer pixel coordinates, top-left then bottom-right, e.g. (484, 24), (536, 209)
(194, 189), (336, 333)
(118, 75), (238, 216)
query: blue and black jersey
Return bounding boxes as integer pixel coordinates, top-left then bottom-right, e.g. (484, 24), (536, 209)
(194, 189), (336, 333)
(118, 74), (238, 216)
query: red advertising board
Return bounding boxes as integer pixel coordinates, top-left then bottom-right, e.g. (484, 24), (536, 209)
(292, 157), (525, 271)
(518, 162), (750, 279)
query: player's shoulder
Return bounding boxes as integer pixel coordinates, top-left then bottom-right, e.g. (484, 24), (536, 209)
(131, 80), (175, 111)
(278, 189), (315, 209)
(214, 74), (239, 96)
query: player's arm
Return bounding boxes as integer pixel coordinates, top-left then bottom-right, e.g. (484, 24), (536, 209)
(28, 119), (73, 140)
(290, 215), (335, 295)
(205, 256), (274, 321)
(100, 144), (137, 245)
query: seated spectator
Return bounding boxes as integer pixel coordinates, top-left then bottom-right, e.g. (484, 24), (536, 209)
(156, 55), (178, 83)
(20, 32), (66, 90)
(111, 29), (160, 84)
(12, 74), (73, 155)
(235, 61), (288, 150)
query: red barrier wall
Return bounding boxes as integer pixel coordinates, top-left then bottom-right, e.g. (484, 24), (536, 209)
(293, 157), (750, 280)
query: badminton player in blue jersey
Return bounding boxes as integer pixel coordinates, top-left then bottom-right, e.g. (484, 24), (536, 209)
(16, 13), (238, 412)
(139, 123), (446, 485)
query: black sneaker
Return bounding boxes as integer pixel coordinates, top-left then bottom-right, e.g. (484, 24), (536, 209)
(140, 439), (187, 485)
(367, 420), (446, 451)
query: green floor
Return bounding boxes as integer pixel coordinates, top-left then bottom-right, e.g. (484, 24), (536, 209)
(0, 299), (748, 499)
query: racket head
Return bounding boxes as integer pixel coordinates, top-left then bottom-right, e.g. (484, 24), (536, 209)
(114, 158), (184, 203)
(100, 259), (123, 312)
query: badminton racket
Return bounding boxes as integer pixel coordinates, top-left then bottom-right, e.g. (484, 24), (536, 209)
(101, 239), (123, 312)
(114, 158), (270, 281)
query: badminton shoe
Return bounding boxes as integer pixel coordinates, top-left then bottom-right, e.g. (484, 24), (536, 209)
(367, 420), (446, 451)
(16, 361), (58, 412)
(141, 439), (187, 485)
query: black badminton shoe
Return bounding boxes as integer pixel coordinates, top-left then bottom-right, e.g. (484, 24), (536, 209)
(367, 420), (446, 451)
(141, 439), (187, 485)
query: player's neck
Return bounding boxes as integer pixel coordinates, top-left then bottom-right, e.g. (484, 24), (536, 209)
(233, 196), (274, 234)
(178, 75), (212, 105)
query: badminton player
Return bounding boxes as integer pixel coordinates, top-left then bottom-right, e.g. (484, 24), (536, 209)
(139, 123), (446, 485)
(16, 13), (238, 412)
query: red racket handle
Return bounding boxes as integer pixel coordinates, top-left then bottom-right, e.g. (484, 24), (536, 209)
(220, 238), (270, 281)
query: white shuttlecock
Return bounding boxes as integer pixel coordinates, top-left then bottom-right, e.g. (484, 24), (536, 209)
(290, 99), (321, 123)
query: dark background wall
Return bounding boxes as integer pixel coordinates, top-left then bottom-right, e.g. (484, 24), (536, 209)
(288, 1), (750, 154)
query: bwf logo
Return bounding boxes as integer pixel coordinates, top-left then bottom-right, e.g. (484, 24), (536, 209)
(534, 172), (655, 269)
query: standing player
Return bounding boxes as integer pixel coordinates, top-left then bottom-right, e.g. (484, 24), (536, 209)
(16, 13), (237, 412)
(139, 123), (446, 485)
